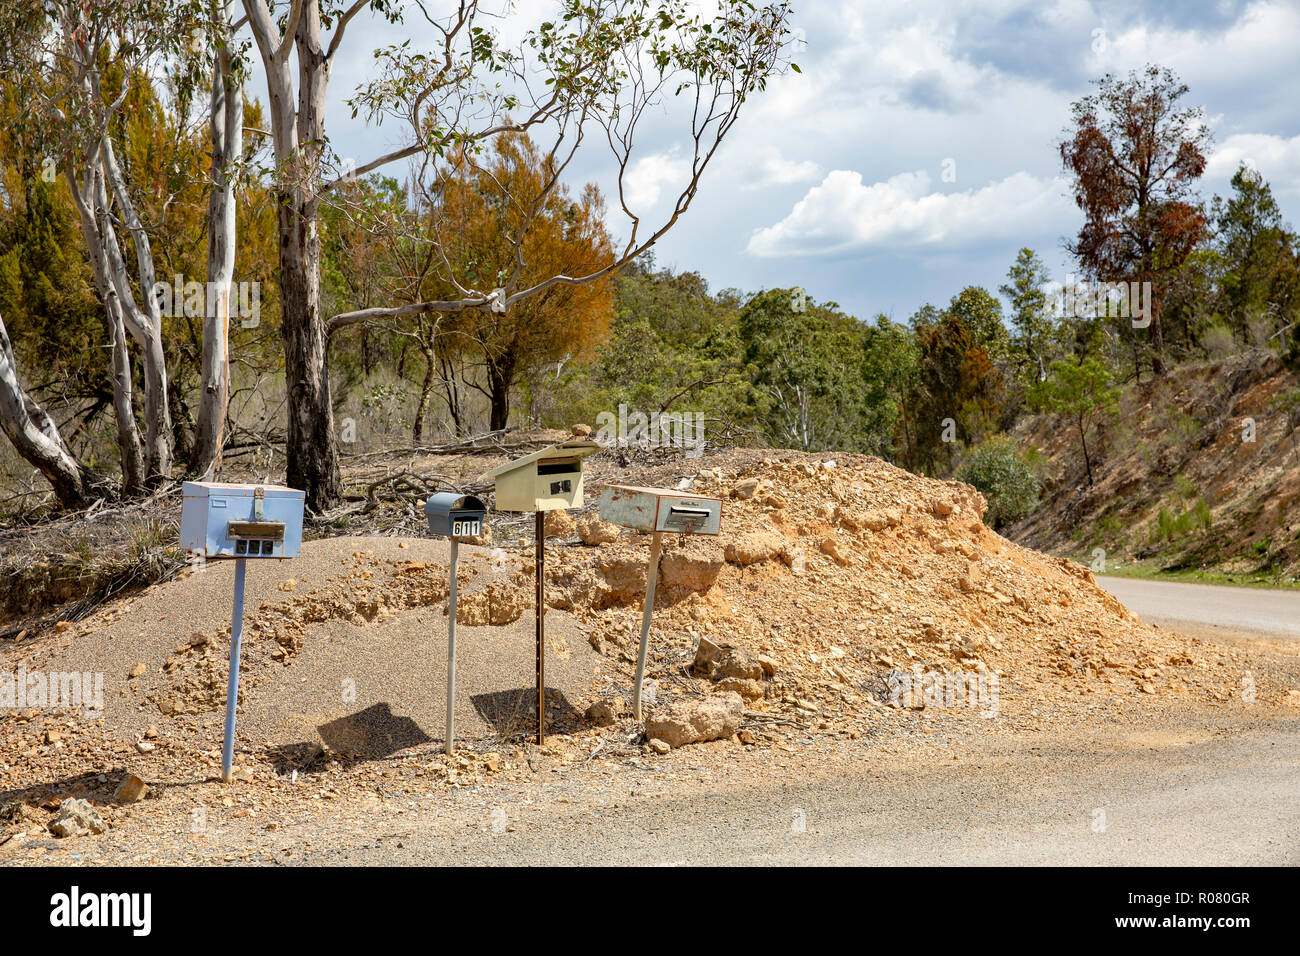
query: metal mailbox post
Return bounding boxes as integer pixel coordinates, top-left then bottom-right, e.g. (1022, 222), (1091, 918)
(597, 484), (723, 719)
(481, 440), (601, 743)
(180, 481), (304, 781)
(423, 493), (488, 755)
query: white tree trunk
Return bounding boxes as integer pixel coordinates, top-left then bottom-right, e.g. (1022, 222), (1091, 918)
(244, 0), (342, 510)
(193, 0), (244, 479)
(0, 312), (107, 508)
(62, 135), (170, 491)
(98, 135), (172, 483)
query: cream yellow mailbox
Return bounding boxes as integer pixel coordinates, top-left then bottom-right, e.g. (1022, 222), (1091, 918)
(481, 439), (601, 512)
(480, 439), (602, 744)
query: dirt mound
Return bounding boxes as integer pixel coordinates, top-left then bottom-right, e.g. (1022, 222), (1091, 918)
(537, 451), (1284, 718)
(3, 448), (1295, 841)
(0, 538), (603, 758)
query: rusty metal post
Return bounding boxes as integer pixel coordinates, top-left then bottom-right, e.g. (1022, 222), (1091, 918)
(632, 531), (663, 721)
(535, 510), (545, 745)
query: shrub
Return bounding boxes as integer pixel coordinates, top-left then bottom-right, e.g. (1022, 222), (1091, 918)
(957, 435), (1040, 528)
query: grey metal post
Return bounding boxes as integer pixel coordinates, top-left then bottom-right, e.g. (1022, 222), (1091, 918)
(445, 538), (459, 755)
(221, 557), (248, 782)
(632, 531), (663, 721)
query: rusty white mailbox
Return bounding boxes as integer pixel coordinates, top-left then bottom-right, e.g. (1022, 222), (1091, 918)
(180, 481), (305, 783)
(480, 440), (601, 744)
(598, 484), (723, 720)
(423, 493), (489, 755)
(597, 485), (722, 536)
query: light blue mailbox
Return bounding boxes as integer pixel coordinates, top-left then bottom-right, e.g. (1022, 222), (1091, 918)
(179, 481), (305, 783)
(180, 481), (304, 559)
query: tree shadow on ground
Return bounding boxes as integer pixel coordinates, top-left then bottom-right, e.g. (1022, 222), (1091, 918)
(470, 686), (582, 741)
(268, 702), (432, 775)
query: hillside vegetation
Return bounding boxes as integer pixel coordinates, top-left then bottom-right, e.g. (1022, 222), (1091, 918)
(1011, 351), (1300, 582)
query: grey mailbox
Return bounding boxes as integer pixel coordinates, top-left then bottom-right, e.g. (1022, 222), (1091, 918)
(424, 493), (486, 539)
(422, 492), (489, 755)
(598, 483), (724, 720)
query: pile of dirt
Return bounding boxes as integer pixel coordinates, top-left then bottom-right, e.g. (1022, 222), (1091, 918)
(4, 446), (1298, 853)
(552, 451), (1288, 720)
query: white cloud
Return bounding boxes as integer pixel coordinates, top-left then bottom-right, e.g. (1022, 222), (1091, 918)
(1207, 132), (1300, 194)
(1105, 1), (1300, 88)
(738, 147), (822, 191)
(747, 169), (1075, 257)
(620, 150), (690, 210)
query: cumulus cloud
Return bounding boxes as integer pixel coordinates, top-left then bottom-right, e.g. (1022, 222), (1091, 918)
(620, 150), (690, 210)
(1207, 132), (1300, 194)
(737, 147), (822, 191)
(746, 169), (1076, 257)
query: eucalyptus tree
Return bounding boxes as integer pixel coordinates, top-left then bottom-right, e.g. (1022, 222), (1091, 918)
(193, 0), (247, 479)
(240, 0), (797, 511)
(0, 0), (243, 497)
(0, 0), (192, 491)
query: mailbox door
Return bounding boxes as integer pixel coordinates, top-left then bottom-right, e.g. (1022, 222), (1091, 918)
(448, 511), (484, 538)
(534, 469), (582, 511)
(209, 491), (304, 558)
(655, 497), (722, 535)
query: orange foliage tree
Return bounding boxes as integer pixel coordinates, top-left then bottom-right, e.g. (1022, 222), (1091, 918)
(408, 132), (615, 435)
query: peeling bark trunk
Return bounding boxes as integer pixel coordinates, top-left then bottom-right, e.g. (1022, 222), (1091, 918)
(66, 163), (146, 496)
(98, 136), (172, 484)
(0, 312), (108, 508)
(65, 138), (170, 489)
(249, 0), (340, 510)
(107, 298), (146, 496)
(193, 0), (244, 479)
(413, 349), (436, 444)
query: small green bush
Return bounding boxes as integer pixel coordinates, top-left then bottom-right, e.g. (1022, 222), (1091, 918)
(957, 435), (1040, 528)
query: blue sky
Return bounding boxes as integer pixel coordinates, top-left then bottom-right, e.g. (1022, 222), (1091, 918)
(310, 0), (1300, 322)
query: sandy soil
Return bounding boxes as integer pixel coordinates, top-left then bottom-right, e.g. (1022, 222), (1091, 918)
(3, 447), (1299, 864)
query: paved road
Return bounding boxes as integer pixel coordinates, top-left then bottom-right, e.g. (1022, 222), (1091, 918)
(1098, 576), (1300, 640)
(286, 719), (1300, 866)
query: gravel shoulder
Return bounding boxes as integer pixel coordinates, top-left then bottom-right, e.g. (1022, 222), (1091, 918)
(6, 708), (1294, 866)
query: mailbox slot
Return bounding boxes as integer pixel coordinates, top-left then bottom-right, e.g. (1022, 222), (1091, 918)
(664, 506), (710, 531)
(180, 481), (304, 559)
(227, 520), (286, 540)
